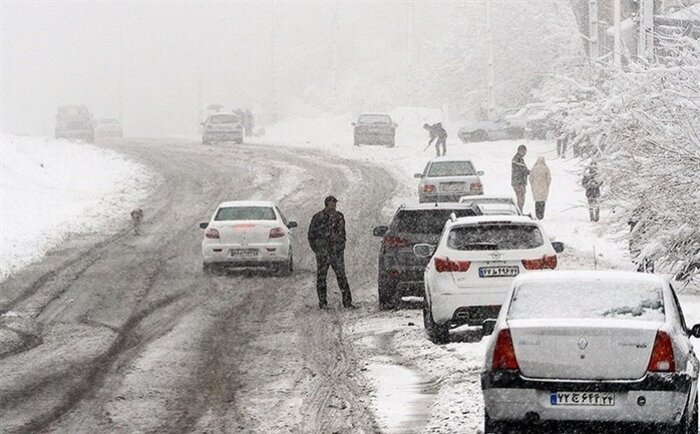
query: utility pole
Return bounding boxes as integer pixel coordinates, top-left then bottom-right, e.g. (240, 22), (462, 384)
(613, 0), (622, 66)
(638, 0), (655, 61)
(588, 0), (599, 61)
(485, 0), (495, 120)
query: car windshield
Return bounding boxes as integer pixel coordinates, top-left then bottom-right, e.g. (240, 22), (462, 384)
(215, 206), (276, 221)
(508, 280), (665, 321)
(358, 114), (391, 124)
(209, 114), (239, 124)
(447, 224), (543, 250)
(427, 161), (476, 177)
(392, 209), (477, 234)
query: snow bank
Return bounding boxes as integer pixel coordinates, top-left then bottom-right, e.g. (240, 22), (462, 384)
(0, 135), (153, 281)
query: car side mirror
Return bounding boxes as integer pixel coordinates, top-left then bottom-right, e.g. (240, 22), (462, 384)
(552, 241), (565, 253)
(691, 324), (700, 338)
(373, 226), (388, 237)
(414, 173), (423, 179)
(199, 222), (208, 229)
(287, 221), (298, 229)
(413, 243), (434, 258)
(477, 170), (485, 176)
(482, 319), (497, 336)
(351, 122), (356, 126)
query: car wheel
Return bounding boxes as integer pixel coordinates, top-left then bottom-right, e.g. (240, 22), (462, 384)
(378, 278), (397, 310)
(203, 263), (213, 275)
(423, 303), (449, 344)
(385, 139), (395, 148)
(484, 413), (508, 434)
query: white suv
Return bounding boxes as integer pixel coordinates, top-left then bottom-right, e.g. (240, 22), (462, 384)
(414, 215), (563, 344)
(200, 200), (296, 275)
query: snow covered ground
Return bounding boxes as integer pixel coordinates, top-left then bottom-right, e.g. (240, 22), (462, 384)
(0, 135), (154, 282)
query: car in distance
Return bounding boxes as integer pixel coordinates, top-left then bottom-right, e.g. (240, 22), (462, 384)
(416, 158), (484, 203)
(457, 109), (524, 143)
(55, 105), (95, 143)
(481, 271), (700, 434)
(459, 194), (522, 216)
(202, 112), (244, 145)
(352, 113), (397, 147)
(94, 118), (124, 138)
(200, 200), (296, 274)
(414, 215), (563, 344)
(373, 203), (481, 310)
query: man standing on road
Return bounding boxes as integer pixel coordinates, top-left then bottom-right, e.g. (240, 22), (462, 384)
(423, 122), (447, 157)
(511, 145), (530, 213)
(308, 196), (354, 309)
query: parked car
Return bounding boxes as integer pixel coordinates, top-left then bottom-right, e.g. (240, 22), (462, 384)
(94, 118), (123, 138)
(481, 271), (699, 434)
(458, 109), (524, 143)
(202, 112), (244, 144)
(503, 103), (554, 140)
(459, 194), (522, 216)
(373, 203), (481, 310)
(416, 158), (484, 203)
(55, 105), (94, 143)
(414, 215), (563, 344)
(200, 200), (296, 274)
(352, 113), (397, 147)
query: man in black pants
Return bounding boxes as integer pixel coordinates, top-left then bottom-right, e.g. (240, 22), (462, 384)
(308, 196), (354, 309)
(424, 122), (448, 157)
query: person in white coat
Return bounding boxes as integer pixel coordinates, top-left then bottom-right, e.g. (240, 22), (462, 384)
(528, 156), (551, 220)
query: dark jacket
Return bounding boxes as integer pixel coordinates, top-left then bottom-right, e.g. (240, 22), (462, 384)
(308, 209), (347, 255)
(511, 153), (529, 187)
(582, 169), (601, 198)
(427, 123), (448, 142)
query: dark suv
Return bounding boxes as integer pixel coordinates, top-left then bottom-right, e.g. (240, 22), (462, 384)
(373, 203), (480, 310)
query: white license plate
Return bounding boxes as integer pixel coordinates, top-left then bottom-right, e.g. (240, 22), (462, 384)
(550, 392), (615, 406)
(229, 249), (258, 257)
(441, 183), (465, 192)
(479, 266), (519, 278)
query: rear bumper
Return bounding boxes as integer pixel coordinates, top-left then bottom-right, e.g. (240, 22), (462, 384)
(203, 131), (243, 141)
(482, 371), (692, 424)
(202, 242), (289, 266)
(431, 288), (508, 325)
(355, 133), (394, 144)
(379, 264), (426, 296)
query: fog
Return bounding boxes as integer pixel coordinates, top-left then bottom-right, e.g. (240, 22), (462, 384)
(1, 1), (581, 137)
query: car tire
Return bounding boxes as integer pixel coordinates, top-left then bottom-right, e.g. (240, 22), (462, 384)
(385, 139), (395, 148)
(423, 303), (449, 344)
(203, 263), (213, 275)
(484, 413), (508, 434)
(378, 278), (397, 310)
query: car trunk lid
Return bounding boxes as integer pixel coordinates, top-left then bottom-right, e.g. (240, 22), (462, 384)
(215, 220), (278, 244)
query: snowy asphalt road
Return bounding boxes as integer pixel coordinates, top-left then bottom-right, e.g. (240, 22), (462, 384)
(0, 138), (398, 433)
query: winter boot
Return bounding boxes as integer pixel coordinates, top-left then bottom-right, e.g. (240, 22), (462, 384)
(589, 209), (595, 222)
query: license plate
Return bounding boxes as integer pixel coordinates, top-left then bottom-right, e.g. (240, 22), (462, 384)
(479, 266), (519, 278)
(550, 392), (615, 407)
(229, 249), (258, 257)
(441, 183), (466, 192)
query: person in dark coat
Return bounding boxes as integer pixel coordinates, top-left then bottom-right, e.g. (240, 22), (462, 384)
(307, 195), (354, 309)
(424, 122), (447, 157)
(511, 145), (529, 212)
(581, 161), (601, 222)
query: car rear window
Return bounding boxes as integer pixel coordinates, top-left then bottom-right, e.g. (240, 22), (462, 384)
(427, 161), (476, 177)
(508, 280), (665, 321)
(446, 224), (543, 250)
(477, 203), (520, 215)
(215, 206), (276, 221)
(391, 209), (477, 235)
(209, 114), (238, 124)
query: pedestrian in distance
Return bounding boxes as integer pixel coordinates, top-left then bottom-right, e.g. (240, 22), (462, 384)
(423, 122), (447, 157)
(511, 145), (530, 213)
(582, 161), (601, 222)
(556, 112), (569, 158)
(528, 156), (551, 220)
(307, 195), (355, 309)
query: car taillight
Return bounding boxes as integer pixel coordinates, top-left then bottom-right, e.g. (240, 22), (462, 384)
(269, 227), (285, 238)
(383, 236), (410, 248)
(205, 228), (220, 239)
(648, 330), (676, 372)
(522, 255), (558, 270)
(434, 256), (470, 272)
(424, 184), (435, 193)
(470, 182), (483, 191)
(492, 329), (520, 371)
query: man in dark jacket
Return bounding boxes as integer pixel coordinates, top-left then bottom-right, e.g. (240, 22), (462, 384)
(424, 122), (448, 157)
(511, 145), (529, 212)
(308, 196), (354, 309)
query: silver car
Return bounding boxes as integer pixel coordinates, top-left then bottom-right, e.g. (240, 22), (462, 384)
(415, 158), (484, 203)
(481, 271), (700, 433)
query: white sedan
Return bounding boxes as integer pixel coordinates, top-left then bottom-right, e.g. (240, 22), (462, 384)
(414, 215), (563, 344)
(200, 200), (296, 275)
(481, 271), (700, 433)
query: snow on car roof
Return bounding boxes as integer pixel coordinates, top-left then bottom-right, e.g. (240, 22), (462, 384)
(218, 200), (275, 208)
(459, 194), (516, 202)
(512, 270), (667, 286)
(430, 156), (474, 163)
(400, 202), (479, 211)
(448, 215), (535, 226)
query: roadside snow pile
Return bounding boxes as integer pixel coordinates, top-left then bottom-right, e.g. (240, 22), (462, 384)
(0, 135), (152, 281)
(389, 106), (442, 147)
